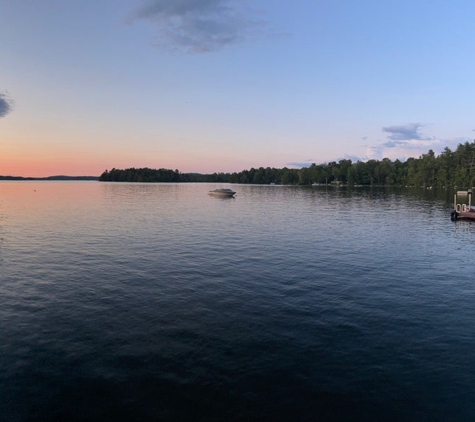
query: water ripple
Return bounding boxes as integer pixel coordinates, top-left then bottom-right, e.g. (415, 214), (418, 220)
(0, 182), (474, 421)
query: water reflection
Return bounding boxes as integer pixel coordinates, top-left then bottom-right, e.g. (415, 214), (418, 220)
(1, 181), (475, 420)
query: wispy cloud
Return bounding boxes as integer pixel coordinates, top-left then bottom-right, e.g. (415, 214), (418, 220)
(365, 123), (439, 160)
(287, 159), (315, 168)
(127, 0), (267, 53)
(0, 91), (13, 119)
(288, 153), (362, 168)
(382, 123), (430, 141)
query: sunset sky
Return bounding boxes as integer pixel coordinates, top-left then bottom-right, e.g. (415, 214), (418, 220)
(2, 0), (475, 177)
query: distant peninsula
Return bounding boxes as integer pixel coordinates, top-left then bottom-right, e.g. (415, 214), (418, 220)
(4, 140), (474, 188)
(99, 141), (475, 188)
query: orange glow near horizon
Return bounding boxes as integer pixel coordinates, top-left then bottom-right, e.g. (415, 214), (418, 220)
(0, 142), (274, 177)
(0, 101), (312, 178)
(0, 156), (248, 178)
(0, 149), (102, 177)
(0, 146), (106, 177)
(0, 150), (306, 178)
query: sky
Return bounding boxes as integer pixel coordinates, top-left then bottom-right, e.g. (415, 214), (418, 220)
(1, 0), (475, 177)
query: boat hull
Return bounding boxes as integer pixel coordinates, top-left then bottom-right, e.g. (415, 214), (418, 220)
(208, 189), (236, 198)
(451, 210), (475, 221)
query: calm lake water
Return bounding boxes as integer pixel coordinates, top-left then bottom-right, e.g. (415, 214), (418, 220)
(1, 181), (474, 421)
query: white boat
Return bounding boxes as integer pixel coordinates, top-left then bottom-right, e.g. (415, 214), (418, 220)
(208, 188), (236, 197)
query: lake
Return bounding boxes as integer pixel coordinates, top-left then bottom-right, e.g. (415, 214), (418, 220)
(1, 181), (474, 421)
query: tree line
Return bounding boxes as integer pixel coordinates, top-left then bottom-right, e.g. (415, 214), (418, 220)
(99, 141), (475, 188)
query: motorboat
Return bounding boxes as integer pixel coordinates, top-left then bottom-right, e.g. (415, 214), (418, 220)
(208, 188), (236, 197)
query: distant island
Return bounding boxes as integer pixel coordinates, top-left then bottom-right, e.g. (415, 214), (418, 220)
(100, 141), (475, 188)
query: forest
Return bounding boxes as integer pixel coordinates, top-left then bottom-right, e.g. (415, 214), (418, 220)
(99, 141), (475, 188)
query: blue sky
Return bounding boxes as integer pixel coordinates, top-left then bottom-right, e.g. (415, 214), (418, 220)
(1, 0), (475, 176)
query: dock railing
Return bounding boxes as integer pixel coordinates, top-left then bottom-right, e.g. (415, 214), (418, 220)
(454, 189), (472, 212)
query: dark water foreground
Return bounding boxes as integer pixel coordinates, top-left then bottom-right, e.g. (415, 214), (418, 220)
(1, 182), (474, 421)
